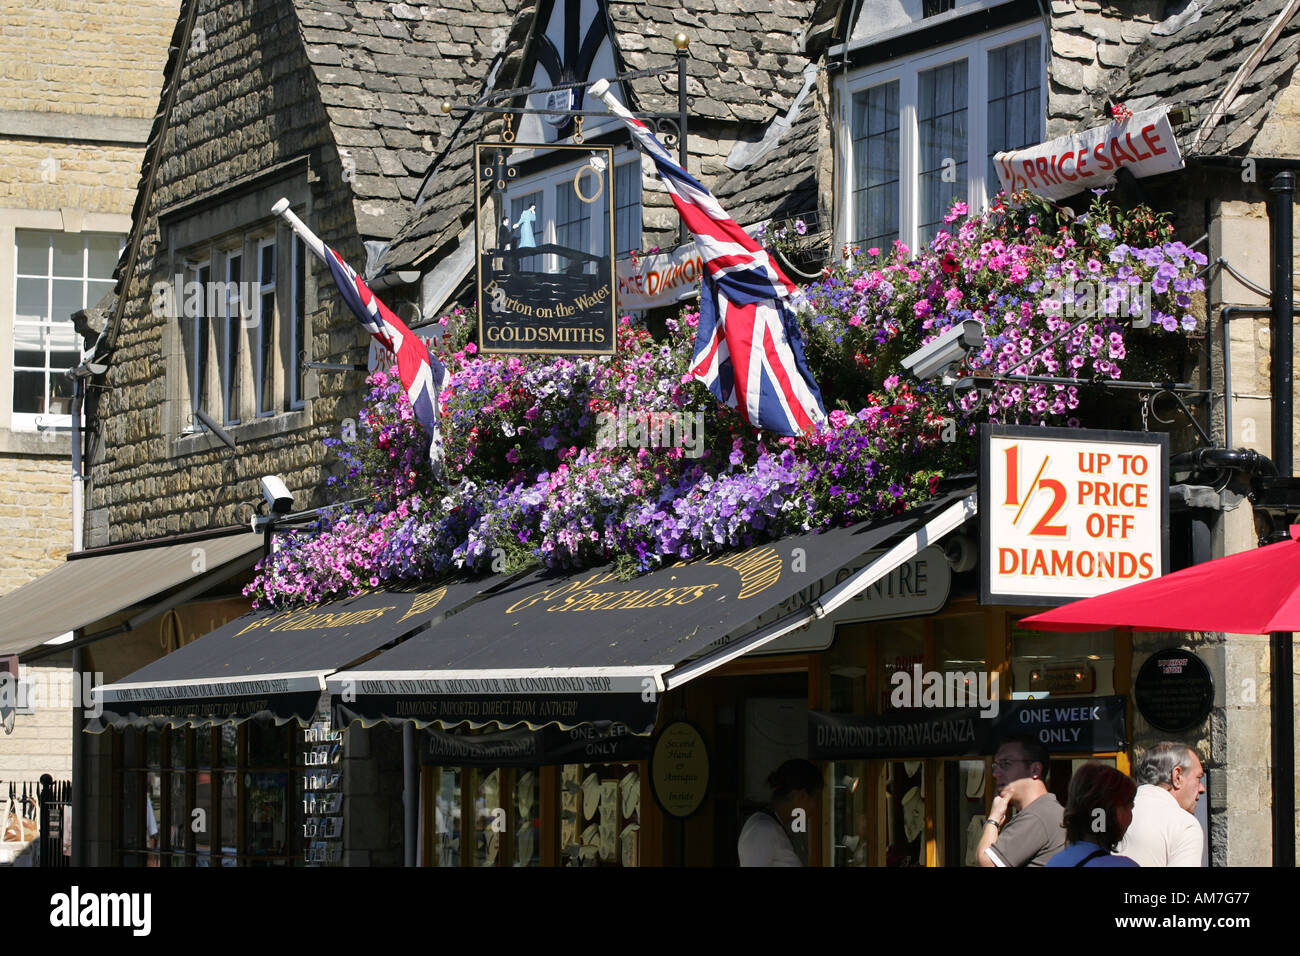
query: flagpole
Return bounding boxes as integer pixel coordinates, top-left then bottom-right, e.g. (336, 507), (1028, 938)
(271, 198), (328, 265)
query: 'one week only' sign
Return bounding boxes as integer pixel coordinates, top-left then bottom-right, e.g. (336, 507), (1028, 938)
(979, 425), (1169, 606)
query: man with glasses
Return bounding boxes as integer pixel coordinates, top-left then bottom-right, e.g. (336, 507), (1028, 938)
(976, 735), (1065, 867)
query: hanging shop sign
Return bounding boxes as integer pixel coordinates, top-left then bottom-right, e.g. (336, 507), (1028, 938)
(980, 424), (1169, 606)
(993, 106), (1184, 202)
(740, 546), (952, 655)
(475, 142), (616, 355)
(423, 722), (652, 767)
(650, 720), (709, 818)
(809, 694), (1128, 759)
(1134, 648), (1214, 732)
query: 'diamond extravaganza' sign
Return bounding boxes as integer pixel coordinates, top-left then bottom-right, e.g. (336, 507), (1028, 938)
(475, 143), (616, 355)
(980, 424), (1169, 606)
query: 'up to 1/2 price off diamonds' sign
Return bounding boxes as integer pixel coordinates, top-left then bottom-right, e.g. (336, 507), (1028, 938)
(979, 425), (1169, 606)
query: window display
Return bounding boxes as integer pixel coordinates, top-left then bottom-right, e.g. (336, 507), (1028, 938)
(562, 763), (639, 867)
(113, 723), (302, 866)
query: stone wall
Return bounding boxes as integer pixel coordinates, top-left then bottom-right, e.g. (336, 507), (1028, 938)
(0, 454), (72, 592)
(0, 655), (75, 788)
(86, 0), (370, 546)
(342, 723), (405, 866)
(0, 0), (177, 118)
(0, 140), (145, 216)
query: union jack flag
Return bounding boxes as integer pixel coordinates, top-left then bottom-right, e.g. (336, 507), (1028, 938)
(593, 80), (825, 435)
(324, 246), (450, 470)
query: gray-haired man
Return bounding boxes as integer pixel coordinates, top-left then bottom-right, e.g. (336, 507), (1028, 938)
(1115, 742), (1206, 866)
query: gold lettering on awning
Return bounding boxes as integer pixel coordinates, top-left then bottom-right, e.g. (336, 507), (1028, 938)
(399, 586), (447, 623)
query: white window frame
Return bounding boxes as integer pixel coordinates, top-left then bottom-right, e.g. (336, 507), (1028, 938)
(504, 147), (640, 270)
(839, 19), (1046, 253)
(10, 230), (122, 432)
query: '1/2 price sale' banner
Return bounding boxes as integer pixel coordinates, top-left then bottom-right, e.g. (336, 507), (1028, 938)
(980, 425), (1168, 605)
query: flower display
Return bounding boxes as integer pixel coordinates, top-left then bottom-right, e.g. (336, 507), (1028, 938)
(246, 193), (1205, 606)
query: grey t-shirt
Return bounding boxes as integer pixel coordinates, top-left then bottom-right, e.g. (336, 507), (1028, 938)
(987, 793), (1066, 867)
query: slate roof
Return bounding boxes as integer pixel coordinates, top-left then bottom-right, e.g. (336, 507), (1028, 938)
(712, 82), (825, 230)
(373, 0), (844, 275)
(296, 0), (522, 238)
(1109, 0), (1300, 155)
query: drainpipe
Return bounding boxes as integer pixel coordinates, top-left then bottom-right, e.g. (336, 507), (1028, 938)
(1267, 169), (1295, 867)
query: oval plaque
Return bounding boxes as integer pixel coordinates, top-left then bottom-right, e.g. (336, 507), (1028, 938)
(650, 720), (710, 818)
(1134, 648), (1214, 732)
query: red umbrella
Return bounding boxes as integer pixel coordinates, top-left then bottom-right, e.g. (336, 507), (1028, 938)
(1020, 525), (1300, 633)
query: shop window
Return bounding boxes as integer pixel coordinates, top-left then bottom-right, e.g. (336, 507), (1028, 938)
(113, 723), (301, 866)
(12, 230), (121, 429)
(560, 763), (640, 867)
(1009, 620), (1115, 698)
(942, 758), (989, 866)
(422, 761), (641, 867)
(841, 23), (1044, 251)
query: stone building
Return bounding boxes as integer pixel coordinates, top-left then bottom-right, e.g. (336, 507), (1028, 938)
(0, 0), (177, 844)
(3, 0), (1295, 865)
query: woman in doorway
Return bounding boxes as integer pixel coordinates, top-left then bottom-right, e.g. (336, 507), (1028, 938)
(738, 759), (823, 866)
(1047, 762), (1140, 867)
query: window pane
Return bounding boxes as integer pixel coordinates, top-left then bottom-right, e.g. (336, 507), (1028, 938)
(51, 278), (84, 320)
(260, 291), (275, 414)
(220, 772), (238, 859)
(225, 254), (243, 424)
(86, 234), (122, 278)
(121, 773), (141, 852)
(16, 231), (49, 276)
(292, 235), (305, 406)
(514, 770), (539, 867)
(145, 772), (162, 865)
(245, 772), (289, 857)
(471, 768), (501, 867)
(249, 724), (288, 767)
(987, 37), (1042, 196)
(614, 162), (640, 256)
(219, 724), (238, 768)
(433, 768), (461, 867)
(13, 370), (45, 414)
(260, 243), (275, 284)
(852, 81), (900, 250)
(51, 233), (84, 278)
(555, 182), (591, 275)
(195, 771), (214, 859)
(86, 279), (115, 307)
(15, 278), (48, 322)
(168, 773), (187, 854)
(918, 59), (968, 244)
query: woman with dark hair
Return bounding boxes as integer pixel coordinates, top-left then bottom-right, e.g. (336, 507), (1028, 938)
(738, 759), (824, 866)
(1046, 762), (1140, 867)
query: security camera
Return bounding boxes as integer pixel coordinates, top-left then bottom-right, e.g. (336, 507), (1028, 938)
(944, 534), (978, 574)
(901, 319), (984, 382)
(260, 475), (294, 515)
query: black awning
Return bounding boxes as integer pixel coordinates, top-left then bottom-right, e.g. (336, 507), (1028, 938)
(92, 577), (496, 728)
(329, 487), (974, 732)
